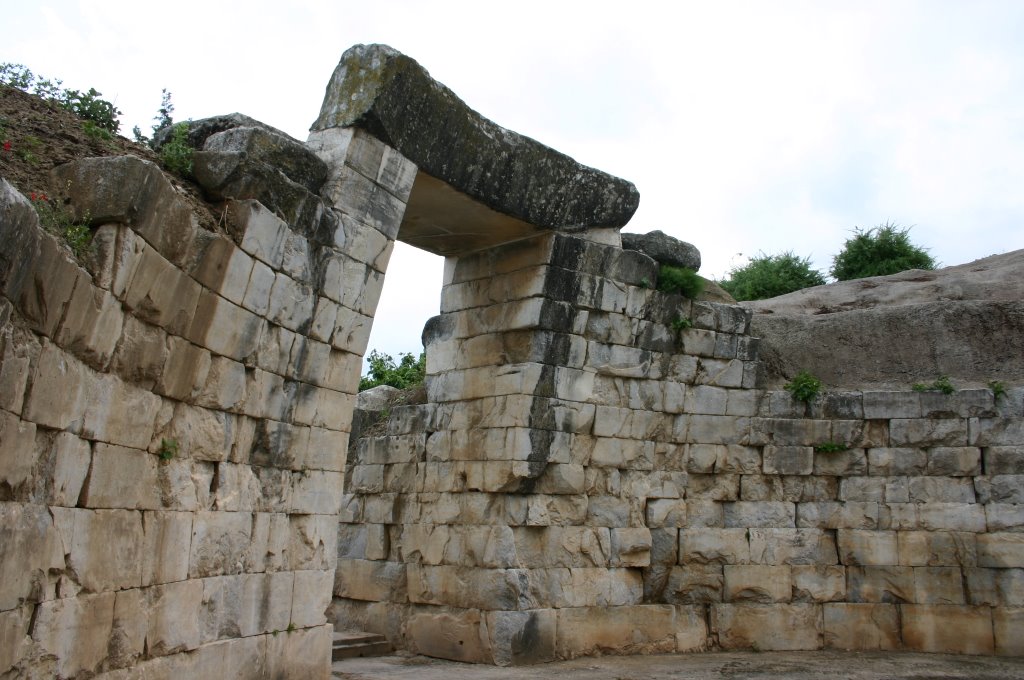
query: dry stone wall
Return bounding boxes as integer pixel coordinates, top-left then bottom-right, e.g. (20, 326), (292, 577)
(2, 42), (1023, 676)
(0, 122), (412, 677)
(335, 231), (1024, 664)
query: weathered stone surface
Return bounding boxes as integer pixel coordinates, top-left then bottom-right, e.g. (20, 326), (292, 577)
(0, 503), (64, 610)
(724, 565), (792, 603)
(555, 605), (679, 658)
(622, 230), (701, 271)
(202, 125), (328, 193)
(408, 607), (491, 663)
(264, 624), (332, 679)
(752, 299), (1024, 389)
(52, 156), (197, 266)
(901, 604), (994, 654)
(146, 579), (203, 654)
(713, 603), (822, 651)
(31, 591), (115, 678)
(79, 444), (161, 509)
(313, 44), (639, 233)
(194, 135), (325, 237)
(0, 180), (43, 308)
(823, 603), (899, 650)
(486, 609), (557, 666)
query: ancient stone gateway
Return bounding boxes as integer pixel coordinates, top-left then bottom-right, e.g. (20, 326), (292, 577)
(0, 43), (1022, 678)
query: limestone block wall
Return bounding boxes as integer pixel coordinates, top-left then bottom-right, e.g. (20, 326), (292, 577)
(333, 231), (1024, 664)
(0, 123), (412, 678)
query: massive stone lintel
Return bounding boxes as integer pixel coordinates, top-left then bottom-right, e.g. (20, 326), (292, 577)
(312, 44), (640, 248)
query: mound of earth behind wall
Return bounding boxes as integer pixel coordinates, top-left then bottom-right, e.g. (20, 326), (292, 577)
(745, 249), (1024, 389)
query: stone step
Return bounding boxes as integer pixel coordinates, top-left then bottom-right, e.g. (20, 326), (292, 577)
(332, 631), (392, 660)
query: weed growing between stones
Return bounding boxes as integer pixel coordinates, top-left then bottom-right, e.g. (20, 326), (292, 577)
(671, 317), (692, 332)
(988, 380), (1007, 402)
(784, 370), (822, 403)
(814, 441), (849, 453)
(29, 192), (92, 257)
(158, 438), (179, 461)
(671, 316), (693, 349)
(657, 264), (704, 299)
(912, 376), (955, 395)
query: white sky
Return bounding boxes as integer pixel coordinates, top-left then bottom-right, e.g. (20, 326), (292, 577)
(8, 1), (1024, 365)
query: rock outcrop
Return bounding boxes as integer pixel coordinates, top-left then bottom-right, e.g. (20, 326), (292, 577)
(745, 250), (1024, 388)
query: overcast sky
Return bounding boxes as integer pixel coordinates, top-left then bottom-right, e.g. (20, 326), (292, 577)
(8, 1), (1024, 364)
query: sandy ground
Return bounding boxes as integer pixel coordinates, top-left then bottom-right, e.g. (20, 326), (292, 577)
(333, 650), (1024, 680)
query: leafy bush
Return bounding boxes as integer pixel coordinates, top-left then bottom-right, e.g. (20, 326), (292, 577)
(657, 264), (704, 299)
(62, 88), (121, 133)
(160, 122), (194, 177)
(784, 370), (822, 403)
(830, 222), (935, 281)
(719, 251), (825, 301)
(359, 350), (426, 391)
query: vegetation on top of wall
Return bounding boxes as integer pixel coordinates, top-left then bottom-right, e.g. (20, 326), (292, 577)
(159, 122), (194, 178)
(657, 264), (704, 298)
(719, 251), (826, 301)
(0, 63), (122, 133)
(831, 222), (935, 281)
(359, 350), (426, 391)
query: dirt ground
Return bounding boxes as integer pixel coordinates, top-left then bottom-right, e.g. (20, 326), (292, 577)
(0, 85), (218, 232)
(333, 650), (1024, 680)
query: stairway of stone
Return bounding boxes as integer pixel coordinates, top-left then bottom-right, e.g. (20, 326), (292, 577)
(332, 630), (392, 661)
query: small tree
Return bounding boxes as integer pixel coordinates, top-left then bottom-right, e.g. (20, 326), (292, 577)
(719, 251), (826, 301)
(359, 350), (426, 391)
(830, 222), (935, 281)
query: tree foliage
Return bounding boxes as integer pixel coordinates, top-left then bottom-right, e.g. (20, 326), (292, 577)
(719, 251), (826, 301)
(830, 222), (935, 281)
(359, 350), (426, 391)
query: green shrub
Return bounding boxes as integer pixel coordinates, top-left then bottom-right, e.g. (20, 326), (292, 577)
(830, 222), (935, 281)
(359, 350), (426, 391)
(719, 251), (825, 301)
(160, 122), (194, 177)
(989, 380), (1007, 402)
(814, 441), (849, 453)
(784, 370), (822, 403)
(657, 265), (704, 299)
(62, 88), (121, 133)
